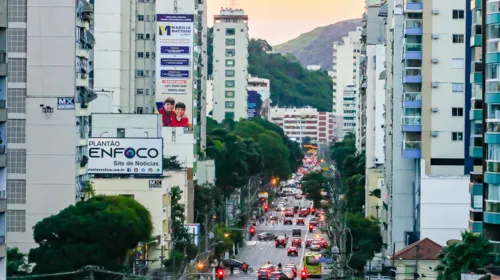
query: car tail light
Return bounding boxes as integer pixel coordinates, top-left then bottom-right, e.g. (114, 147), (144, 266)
(301, 271), (307, 276)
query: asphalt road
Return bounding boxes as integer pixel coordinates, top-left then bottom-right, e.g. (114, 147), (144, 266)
(223, 193), (331, 279)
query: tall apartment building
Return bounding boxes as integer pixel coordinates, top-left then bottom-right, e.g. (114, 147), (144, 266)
(212, 8), (249, 122)
(381, 0), (470, 257)
(268, 107), (335, 144)
(0, 0), (8, 274)
(342, 85), (357, 136)
(332, 27), (362, 118)
(6, 0), (94, 252)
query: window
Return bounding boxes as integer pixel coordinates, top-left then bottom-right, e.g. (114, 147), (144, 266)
(225, 91), (235, 98)
(137, 15), (144, 21)
(7, 28), (27, 53)
(8, 149), (26, 174)
(225, 59), (235, 67)
(225, 101), (235, 108)
(8, 120), (26, 143)
(136, 33), (144, 40)
(117, 128), (125, 138)
(452, 58), (465, 69)
(7, 210), (26, 232)
(145, 89), (150, 95)
(225, 80), (235, 87)
(8, 89), (26, 113)
(452, 132), (464, 141)
(226, 28), (235, 35)
(137, 89), (144, 94)
(452, 83), (465, 92)
(145, 33), (150, 39)
(225, 70), (235, 77)
(145, 52), (150, 58)
(225, 112), (235, 119)
(225, 49), (235, 57)
(136, 70), (144, 77)
(7, 180), (26, 204)
(453, 10), (465, 19)
(137, 107), (143, 114)
(452, 34), (465, 43)
(452, 107), (464, 116)
(226, 38), (235, 46)
(8, 0), (27, 22)
(8, 58), (26, 82)
(138, 52), (144, 58)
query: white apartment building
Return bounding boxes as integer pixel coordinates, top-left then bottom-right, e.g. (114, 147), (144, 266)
(332, 27), (362, 116)
(268, 107), (335, 144)
(381, 0), (469, 258)
(306, 65), (321, 71)
(6, 0), (94, 253)
(342, 85), (357, 136)
(212, 8), (249, 122)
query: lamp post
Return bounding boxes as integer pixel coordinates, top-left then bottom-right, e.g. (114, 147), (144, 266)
(100, 131), (108, 137)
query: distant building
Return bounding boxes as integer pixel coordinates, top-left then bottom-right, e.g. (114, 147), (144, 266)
(268, 107), (335, 144)
(342, 85), (357, 137)
(390, 238), (443, 280)
(306, 65), (321, 71)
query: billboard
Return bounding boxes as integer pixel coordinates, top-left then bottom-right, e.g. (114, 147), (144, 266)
(155, 14), (194, 128)
(247, 90), (261, 118)
(88, 138), (163, 175)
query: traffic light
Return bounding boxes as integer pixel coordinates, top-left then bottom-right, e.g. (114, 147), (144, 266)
(301, 270), (307, 280)
(250, 226), (255, 235)
(217, 268), (225, 280)
(264, 204), (268, 213)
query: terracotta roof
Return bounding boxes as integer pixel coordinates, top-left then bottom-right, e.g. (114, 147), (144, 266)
(393, 238), (443, 260)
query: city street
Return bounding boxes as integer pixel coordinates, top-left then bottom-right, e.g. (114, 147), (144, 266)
(223, 194), (332, 279)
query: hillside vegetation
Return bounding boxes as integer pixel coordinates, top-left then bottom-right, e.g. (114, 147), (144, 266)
(273, 19), (362, 70)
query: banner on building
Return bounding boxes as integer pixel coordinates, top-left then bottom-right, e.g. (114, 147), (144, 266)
(155, 14), (194, 128)
(87, 138), (163, 175)
(247, 90), (262, 118)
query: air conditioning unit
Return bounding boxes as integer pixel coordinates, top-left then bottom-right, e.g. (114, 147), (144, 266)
(432, 34), (440, 39)
(431, 107), (439, 112)
(432, 9), (440, 14)
(431, 58), (439, 63)
(431, 131), (439, 137)
(432, 82), (440, 88)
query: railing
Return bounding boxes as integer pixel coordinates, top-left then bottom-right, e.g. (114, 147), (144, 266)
(404, 140), (421, 150)
(403, 92), (422, 101)
(487, 161), (500, 173)
(403, 68), (422, 76)
(402, 116), (422, 125)
(405, 19), (423, 28)
(405, 43), (422, 52)
(488, 110), (500, 119)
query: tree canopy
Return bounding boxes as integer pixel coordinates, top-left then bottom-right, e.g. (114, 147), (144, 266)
(7, 248), (30, 277)
(301, 172), (328, 208)
(28, 195), (153, 274)
(345, 212), (383, 272)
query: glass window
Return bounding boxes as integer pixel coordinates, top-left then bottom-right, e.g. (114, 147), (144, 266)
(225, 59), (235, 67)
(225, 101), (235, 108)
(452, 132), (464, 141)
(225, 70), (235, 77)
(487, 63), (500, 80)
(486, 80), (500, 92)
(225, 80), (235, 87)
(137, 15), (144, 21)
(487, 24), (500, 40)
(452, 58), (465, 69)
(225, 91), (235, 98)
(226, 38), (235, 46)
(488, 144), (500, 161)
(225, 112), (235, 120)
(225, 28), (235, 36)
(452, 10), (465, 19)
(452, 34), (465, 43)
(487, 40), (500, 53)
(487, 1), (500, 14)
(452, 83), (464, 92)
(489, 184), (500, 200)
(452, 107), (464, 116)
(225, 49), (235, 57)
(404, 107), (421, 117)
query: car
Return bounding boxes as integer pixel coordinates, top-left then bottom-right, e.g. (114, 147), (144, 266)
(291, 237), (302, 247)
(269, 216), (279, 221)
(285, 264), (298, 277)
(284, 218), (293, 225)
(299, 211), (308, 217)
(287, 246), (299, 256)
(310, 240), (322, 251)
(316, 237), (328, 248)
(284, 211), (294, 217)
(309, 218), (318, 226)
(311, 208), (317, 215)
(296, 218), (305, 225)
(222, 258), (244, 268)
(275, 236), (287, 248)
(258, 265), (274, 280)
(292, 228), (302, 237)
(269, 271), (294, 280)
(258, 232), (277, 241)
(294, 194), (302, 199)
(305, 239), (314, 248)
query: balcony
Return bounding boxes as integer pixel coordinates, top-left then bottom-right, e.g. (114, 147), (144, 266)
(471, 71), (483, 84)
(469, 219), (483, 233)
(471, 34), (482, 47)
(402, 140), (421, 158)
(0, 51), (6, 77)
(469, 146), (483, 158)
(404, 19), (423, 35)
(470, 109), (483, 121)
(403, 92), (422, 107)
(403, 68), (422, 84)
(402, 116), (422, 132)
(405, 0), (423, 11)
(403, 43), (422, 60)
(485, 200), (500, 224)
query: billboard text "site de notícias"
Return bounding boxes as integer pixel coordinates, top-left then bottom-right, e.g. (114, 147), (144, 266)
(87, 138), (163, 175)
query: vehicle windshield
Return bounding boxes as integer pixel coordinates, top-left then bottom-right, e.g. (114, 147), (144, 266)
(306, 256), (321, 265)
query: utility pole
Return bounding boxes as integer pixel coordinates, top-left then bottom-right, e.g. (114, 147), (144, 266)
(414, 245), (420, 280)
(392, 242), (396, 280)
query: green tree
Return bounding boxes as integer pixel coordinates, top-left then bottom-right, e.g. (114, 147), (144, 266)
(329, 134), (357, 173)
(345, 212), (383, 272)
(301, 172), (328, 208)
(212, 223), (235, 265)
(344, 174), (365, 214)
(163, 155), (182, 170)
(28, 196), (153, 274)
(435, 231), (500, 279)
(170, 186), (192, 248)
(7, 248), (30, 277)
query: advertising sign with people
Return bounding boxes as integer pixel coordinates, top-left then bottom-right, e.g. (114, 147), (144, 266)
(155, 14), (194, 128)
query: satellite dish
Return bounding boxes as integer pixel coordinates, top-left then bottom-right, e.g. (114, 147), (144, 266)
(446, 239), (460, 246)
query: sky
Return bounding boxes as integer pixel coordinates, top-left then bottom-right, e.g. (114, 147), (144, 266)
(206, 0), (365, 46)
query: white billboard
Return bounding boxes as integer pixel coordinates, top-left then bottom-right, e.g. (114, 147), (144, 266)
(88, 138), (163, 175)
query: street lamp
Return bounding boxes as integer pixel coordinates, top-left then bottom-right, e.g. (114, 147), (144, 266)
(100, 131), (108, 137)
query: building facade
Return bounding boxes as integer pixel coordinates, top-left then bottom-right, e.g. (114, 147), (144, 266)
(0, 0), (7, 274)
(268, 107), (335, 144)
(212, 8), (249, 122)
(6, 0), (95, 253)
(342, 85), (357, 136)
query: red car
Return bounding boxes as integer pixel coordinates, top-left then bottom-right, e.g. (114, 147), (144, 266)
(292, 238), (302, 247)
(305, 239), (314, 248)
(311, 208), (316, 215)
(287, 246), (299, 256)
(315, 238), (328, 248)
(296, 218), (305, 225)
(285, 211), (294, 217)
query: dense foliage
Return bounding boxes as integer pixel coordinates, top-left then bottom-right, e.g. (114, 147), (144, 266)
(28, 196), (153, 274)
(7, 248), (30, 277)
(435, 231), (500, 279)
(345, 213), (383, 272)
(301, 172), (328, 208)
(206, 29), (333, 111)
